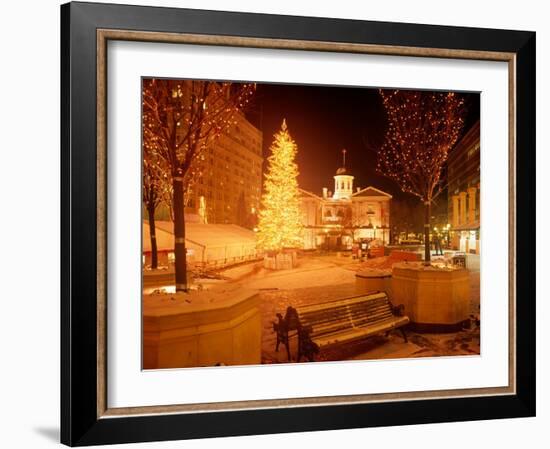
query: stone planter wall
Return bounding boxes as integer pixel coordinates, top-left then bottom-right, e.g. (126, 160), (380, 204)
(355, 270), (392, 298)
(391, 262), (470, 332)
(263, 250), (298, 270)
(143, 289), (261, 369)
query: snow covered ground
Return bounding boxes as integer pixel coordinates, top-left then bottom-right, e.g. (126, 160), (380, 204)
(216, 253), (480, 364)
(143, 253), (480, 364)
(233, 256), (358, 290)
(258, 272), (480, 364)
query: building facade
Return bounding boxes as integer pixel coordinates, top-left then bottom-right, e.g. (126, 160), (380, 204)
(149, 81), (263, 227)
(447, 120), (480, 254)
(299, 154), (392, 250)
(185, 112), (263, 226)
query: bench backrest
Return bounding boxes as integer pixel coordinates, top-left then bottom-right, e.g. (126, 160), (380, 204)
(295, 292), (393, 340)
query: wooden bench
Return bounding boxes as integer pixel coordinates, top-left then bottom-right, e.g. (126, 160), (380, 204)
(273, 292), (409, 362)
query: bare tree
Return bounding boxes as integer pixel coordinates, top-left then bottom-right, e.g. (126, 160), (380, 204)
(377, 89), (465, 263)
(142, 79), (255, 291)
(142, 142), (170, 269)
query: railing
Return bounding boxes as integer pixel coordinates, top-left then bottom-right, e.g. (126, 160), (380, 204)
(192, 252), (262, 273)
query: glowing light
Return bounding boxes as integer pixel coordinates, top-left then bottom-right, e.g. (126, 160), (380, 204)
(257, 119), (303, 252)
(377, 89), (466, 263)
(377, 89), (465, 202)
(142, 79), (255, 286)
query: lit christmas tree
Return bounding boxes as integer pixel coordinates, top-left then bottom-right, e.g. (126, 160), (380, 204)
(257, 119), (303, 253)
(377, 89), (465, 263)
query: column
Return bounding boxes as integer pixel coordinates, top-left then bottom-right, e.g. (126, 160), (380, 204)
(468, 187), (477, 224)
(452, 195), (460, 227)
(459, 192), (468, 226)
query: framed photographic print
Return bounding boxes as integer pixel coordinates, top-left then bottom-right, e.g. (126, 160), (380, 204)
(61, 1), (536, 446)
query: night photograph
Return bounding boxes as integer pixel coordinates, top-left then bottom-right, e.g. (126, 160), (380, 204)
(141, 79), (481, 369)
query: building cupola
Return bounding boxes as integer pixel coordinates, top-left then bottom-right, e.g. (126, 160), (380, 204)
(333, 149), (354, 200)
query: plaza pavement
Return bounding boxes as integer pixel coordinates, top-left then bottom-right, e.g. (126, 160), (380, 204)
(217, 254), (480, 364)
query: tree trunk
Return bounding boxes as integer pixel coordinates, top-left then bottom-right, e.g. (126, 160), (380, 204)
(147, 204), (158, 269)
(424, 200), (431, 265)
(173, 177), (188, 292)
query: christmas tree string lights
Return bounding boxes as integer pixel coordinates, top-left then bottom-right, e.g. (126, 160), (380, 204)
(257, 119), (303, 253)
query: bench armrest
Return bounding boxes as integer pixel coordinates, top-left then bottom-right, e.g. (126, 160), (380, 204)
(391, 303), (406, 316)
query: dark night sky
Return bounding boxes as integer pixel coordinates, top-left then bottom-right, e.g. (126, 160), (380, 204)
(245, 83), (480, 203)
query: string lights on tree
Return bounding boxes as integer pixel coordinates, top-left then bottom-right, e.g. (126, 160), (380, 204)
(377, 89), (465, 263)
(257, 119), (303, 253)
(142, 79), (255, 291)
(142, 139), (170, 270)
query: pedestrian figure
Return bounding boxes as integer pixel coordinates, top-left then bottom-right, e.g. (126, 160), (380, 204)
(435, 234), (443, 255)
(352, 243), (359, 259)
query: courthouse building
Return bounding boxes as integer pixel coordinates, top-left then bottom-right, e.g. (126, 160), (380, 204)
(447, 120), (480, 254)
(300, 151), (392, 250)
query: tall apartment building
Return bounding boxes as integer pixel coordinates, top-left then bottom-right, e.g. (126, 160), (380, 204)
(186, 112), (263, 226)
(447, 120), (480, 254)
(147, 80), (263, 228)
